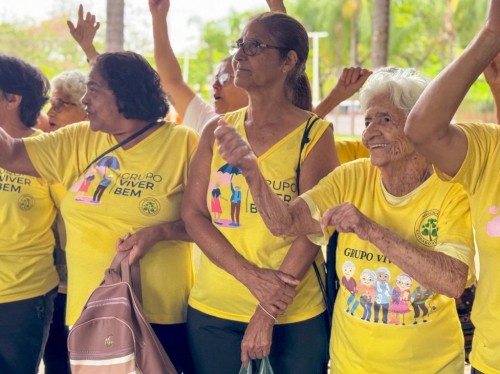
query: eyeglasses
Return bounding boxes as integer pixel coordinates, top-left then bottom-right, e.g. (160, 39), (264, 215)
(230, 39), (287, 57)
(49, 98), (77, 113)
(214, 72), (232, 86)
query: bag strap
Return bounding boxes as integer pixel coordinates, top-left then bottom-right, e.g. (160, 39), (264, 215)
(82, 119), (164, 174)
(295, 115), (334, 320)
(295, 115), (320, 194)
(110, 250), (143, 305)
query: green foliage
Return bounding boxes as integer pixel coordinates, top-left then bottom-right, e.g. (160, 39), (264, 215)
(0, 0), (494, 115)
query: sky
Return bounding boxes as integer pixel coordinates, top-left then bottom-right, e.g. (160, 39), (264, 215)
(0, 0), (267, 53)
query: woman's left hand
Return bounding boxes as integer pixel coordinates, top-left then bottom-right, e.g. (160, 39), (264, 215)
(240, 305), (275, 368)
(116, 226), (159, 264)
(320, 202), (374, 241)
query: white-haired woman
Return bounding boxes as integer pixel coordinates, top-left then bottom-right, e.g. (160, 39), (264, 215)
(214, 67), (475, 372)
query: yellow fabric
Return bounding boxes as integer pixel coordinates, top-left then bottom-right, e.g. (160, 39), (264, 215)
(189, 109), (330, 323)
(335, 138), (369, 164)
(0, 131), (59, 303)
(301, 158), (473, 373)
(24, 121), (199, 325)
(434, 122), (500, 374)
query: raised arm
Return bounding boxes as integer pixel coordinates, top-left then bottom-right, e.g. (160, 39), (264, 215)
(67, 4), (100, 63)
(484, 52), (500, 123)
(266, 0), (287, 13)
(0, 129), (39, 177)
(405, 0), (500, 177)
(149, 0), (196, 118)
(313, 67), (372, 119)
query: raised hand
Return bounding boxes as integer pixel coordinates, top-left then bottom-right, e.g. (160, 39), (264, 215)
(148, 0), (170, 19)
(266, 0), (286, 13)
(67, 4), (100, 61)
(214, 119), (258, 175)
(333, 67), (372, 102)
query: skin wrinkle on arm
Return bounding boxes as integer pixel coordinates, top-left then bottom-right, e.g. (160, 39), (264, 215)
(181, 119), (298, 312)
(320, 202), (468, 298)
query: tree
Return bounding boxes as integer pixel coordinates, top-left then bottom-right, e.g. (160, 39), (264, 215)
(371, 0), (390, 68)
(106, 0), (124, 52)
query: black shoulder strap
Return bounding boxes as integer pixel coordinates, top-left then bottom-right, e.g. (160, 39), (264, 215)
(82, 120), (164, 174)
(296, 115), (320, 195)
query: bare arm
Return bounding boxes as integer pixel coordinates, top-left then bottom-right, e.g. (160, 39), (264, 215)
(484, 52), (500, 123)
(116, 220), (191, 264)
(405, 0), (500, 177)
(266, 0), (286, 12)
(149, 0), (196, 118)
(67, 4), (100, 63)
(313, 67), (372, 119)
(181, 118), (299, 312)
(321, 202), (468, 298)
(0, 129), (39, 177)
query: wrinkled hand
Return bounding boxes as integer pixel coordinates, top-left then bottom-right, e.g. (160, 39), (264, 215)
(148, 0), (170, 18)
(116, 227), (159, 264)
(332, 67), (372, 102)
(214, 120), (258, 175)
(319, 202), (374, 241)
(240, 306), (275, 368)
(67, 4), (100, 54)
(484, 52), (500, 94)
(243, 267), (299, 315)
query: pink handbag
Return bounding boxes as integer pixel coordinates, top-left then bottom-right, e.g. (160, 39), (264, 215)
(67, 251), (177, 373)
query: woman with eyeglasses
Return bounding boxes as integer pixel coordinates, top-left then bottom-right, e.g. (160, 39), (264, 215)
(46, 71), (87, 132)
(40, 70), (87, 374)
(0, 54), (59, 374)
(214, 67), (475, 372)
(181, 12), (338, 373)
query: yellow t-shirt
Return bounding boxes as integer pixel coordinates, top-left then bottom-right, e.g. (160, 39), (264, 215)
(189, 109), (330, 323)
(24, 121), (199, 325)
(435, 122), (500, 374)
(335, 138), (369, 164)
(302, 158), (473, 373)
(0, 131), (59, 303)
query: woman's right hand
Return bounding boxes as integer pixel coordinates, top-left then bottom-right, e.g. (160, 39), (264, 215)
(240, 266), (299, 315)
(148, 0), (170, 18)
(67, 4), (100, 62)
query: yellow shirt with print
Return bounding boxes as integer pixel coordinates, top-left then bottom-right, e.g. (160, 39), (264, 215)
(189, 108), (330, 323)
(0, 131), (59, 302)
(24, 122), (199, 325)
(435, 122), (500, 374)
(302, 158), (473, 373)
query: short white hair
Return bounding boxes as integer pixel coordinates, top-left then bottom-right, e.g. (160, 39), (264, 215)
(51, 70), (87, 109)
(360, 67), (431, 116)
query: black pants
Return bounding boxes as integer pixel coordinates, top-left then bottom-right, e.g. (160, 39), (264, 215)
(0, 287), (57, 374)
(187, 307), (329, 374)
(43, 292), (69, 374)
(152, 322), (196, 374)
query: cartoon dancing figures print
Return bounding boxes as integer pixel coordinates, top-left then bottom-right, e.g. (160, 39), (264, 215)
(342, 261), (359, 315)
(358, 269), (377, 321)
(374, 267), (392, 324)
(389, 273), (413, 325)
(411, 286), (433, 324)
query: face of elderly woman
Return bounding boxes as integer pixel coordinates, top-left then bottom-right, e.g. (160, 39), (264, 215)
(362, 94), (416, 169)
(232, 20), (286, 91)
(81, 67), (122, 134)
(46, 88), (87, 131)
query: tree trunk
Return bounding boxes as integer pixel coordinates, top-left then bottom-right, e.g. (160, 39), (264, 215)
(371, 0), (390, 68)
(106, 0), (124, 52)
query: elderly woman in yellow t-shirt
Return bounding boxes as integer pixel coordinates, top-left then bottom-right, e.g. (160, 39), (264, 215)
(0, 51), (198, 373)
(181, 12), (339, 373)
(214, 66), (474, 373)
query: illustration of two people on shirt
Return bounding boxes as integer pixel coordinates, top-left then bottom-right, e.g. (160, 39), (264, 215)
(211, 180), (241, 227)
